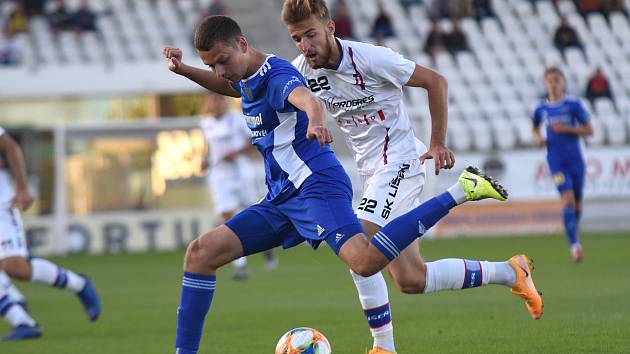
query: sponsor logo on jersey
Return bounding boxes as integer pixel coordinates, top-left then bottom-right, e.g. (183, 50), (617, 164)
(245, 113), (267, 138)
(324, 95), (375, 110)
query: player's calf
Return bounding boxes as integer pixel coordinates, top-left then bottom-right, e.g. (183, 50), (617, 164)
(0, 257), (32, 281)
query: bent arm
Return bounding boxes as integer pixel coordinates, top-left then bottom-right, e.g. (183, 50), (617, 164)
(405, 64), (448, 148)
(0, 133), (29, 194)
(178, 64), (241, 98)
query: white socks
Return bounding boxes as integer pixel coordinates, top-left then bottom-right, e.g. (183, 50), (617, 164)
(424, 259), (516, 293)
(232, 257), (248, 268)
(350, 270), (395, 352)
(30, 258), (86, 293)
(0, 286), (35, 327)
(447, 182), (468, 205)
(0, 271), (25, 304)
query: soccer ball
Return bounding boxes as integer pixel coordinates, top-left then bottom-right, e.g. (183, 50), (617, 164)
(275, 327), (332, 354)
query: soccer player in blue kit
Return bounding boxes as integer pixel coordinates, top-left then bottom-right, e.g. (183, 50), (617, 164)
(164, 16), (513, 354)
(533, 67), (593, 262)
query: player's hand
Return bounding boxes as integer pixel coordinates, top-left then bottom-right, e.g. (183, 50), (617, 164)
(550, 122), (574, 134)
(306, 124), (333, 147)
(419, 143), (455, 175)
(163, 47), (185, 74)
(11, 188), (33, 211)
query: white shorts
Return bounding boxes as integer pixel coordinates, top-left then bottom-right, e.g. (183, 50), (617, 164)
(208, 163), (259, 215)
(357, 159), (426, 227)
(0, 206), (29, 259)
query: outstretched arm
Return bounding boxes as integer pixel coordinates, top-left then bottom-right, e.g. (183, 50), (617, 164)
(0, 133), (33, 210)
(287, 86), (333, 147)
(406, 64), (454, 174)
(163, 47), (241, 98)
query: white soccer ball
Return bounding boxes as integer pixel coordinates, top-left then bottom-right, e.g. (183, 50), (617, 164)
(275, 327), (332, 354)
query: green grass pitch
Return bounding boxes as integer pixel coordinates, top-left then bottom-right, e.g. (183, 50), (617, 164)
(1, 232), (629, 353)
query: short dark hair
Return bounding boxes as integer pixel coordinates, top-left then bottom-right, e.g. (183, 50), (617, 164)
(194, 15), (243, 51)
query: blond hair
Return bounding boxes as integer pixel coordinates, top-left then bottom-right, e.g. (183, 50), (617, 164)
(281, 0), (330, 25)
(544, 66), (565, 79)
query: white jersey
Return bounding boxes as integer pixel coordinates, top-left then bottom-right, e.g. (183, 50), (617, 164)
(199, 112), (252, 169)
(0, 126), (14, 208)
(292, 38), (427, 175)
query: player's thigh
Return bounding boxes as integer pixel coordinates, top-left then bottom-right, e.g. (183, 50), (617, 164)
(356, 160), (425, 228)
(186, 224), (244, 272)
(0, 207), (29, 261)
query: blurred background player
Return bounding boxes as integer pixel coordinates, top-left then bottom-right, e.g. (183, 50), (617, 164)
(0, 126), (100, 342)
(533, 67), (594, 263)
(199, 91), (278, 280)
(282, 1), (542, 353)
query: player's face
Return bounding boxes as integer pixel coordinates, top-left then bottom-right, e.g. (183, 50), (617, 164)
(198, 38), (248, 83)
(287, 16), (336, 69)
(544, 73), (565, 98)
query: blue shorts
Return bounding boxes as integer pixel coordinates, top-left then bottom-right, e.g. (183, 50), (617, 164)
(225, 166), (364, 255)
(548, 159), (585, 202)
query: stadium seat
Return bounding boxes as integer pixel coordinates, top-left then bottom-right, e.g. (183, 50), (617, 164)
(511, 117), (535, 147)
(586, 119), (606, 146)
(603, 119), (627, 145)
(594, 98), (618, 116)
(447, 119), (473, 151)
(490, 118), (517, 149)
(467, 118), (494, 151)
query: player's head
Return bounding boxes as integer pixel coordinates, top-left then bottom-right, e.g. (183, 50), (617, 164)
(203, 91), (228, 118)
(282, 0), (337, 69)
(194, 15), (250, 82)
(543, 67), (566, 99)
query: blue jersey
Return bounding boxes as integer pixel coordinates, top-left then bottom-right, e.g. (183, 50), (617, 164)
(231, 55), (340, 202)
(532, 96), (590, 164)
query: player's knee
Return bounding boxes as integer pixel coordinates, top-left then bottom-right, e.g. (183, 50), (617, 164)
(2, 258), (31, 280)
(184, 238), (216, 272)
(350, 261), (379, 278)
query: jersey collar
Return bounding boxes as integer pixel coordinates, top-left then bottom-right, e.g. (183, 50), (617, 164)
(333, 37), (344, 70)
(242, 54), (276, 83)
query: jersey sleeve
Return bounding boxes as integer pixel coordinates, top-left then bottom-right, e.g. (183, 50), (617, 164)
(532, 106), (543, 126)
(367, 46), (416, 88)
(230, 81), (242, 93)
(572, 99), (590, 124)
(265, 68), (306, 112)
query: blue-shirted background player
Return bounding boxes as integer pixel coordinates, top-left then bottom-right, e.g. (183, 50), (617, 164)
(533, 67), (594, 263)
(164, 15), (512, 354)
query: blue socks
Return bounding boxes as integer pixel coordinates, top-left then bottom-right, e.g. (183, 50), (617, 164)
(175, 273), (216, 354)
(563, 206), (579, 246)
(372, 192), (455, 260)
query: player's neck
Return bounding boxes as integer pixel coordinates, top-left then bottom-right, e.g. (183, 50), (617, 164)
(322, 37), (340, 69)
(245, 49), (268, 78)
(548, 93), (564, 104)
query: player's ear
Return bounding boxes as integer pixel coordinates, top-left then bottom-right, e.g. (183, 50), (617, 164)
(237, 36), (248, 53)
(327, 19), (335, 36)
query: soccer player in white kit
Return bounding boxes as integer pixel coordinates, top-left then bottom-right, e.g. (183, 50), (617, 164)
(0, 126), (100, 342)
(199, 92), (278, 279)
(281, 1), (543, 353)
